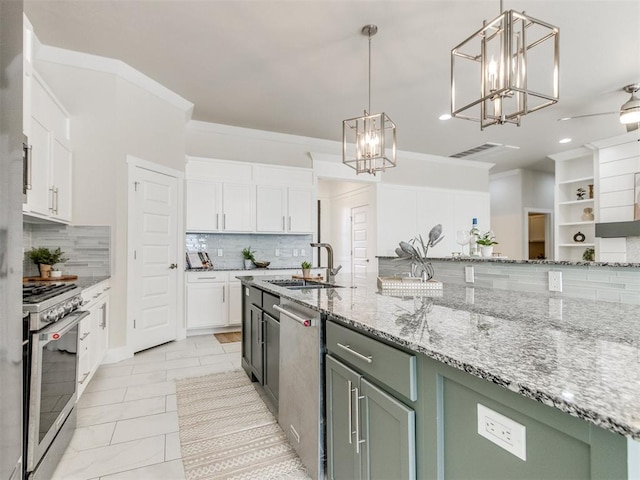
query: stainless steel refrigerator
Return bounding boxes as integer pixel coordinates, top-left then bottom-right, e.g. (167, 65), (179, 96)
(0, 1), (25, 479)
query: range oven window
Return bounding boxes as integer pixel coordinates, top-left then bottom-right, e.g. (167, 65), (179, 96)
(34, 324), (78, 443)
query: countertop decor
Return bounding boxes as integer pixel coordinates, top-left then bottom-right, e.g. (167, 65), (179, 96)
(240, 273), (640, 441)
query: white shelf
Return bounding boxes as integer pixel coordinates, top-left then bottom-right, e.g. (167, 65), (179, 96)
(558, 198), (594, 206)
(558, 176), (594, 185)
(558, 221), (595, 227)
(558, 243), (595, 248)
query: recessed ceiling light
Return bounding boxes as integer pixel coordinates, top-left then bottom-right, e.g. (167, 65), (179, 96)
(559, 138), (572, 144)
(439, 113), (452, 120)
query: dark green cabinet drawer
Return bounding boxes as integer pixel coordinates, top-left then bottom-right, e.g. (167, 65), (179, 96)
(262, 292), (280, 319)
(327, 320), (417, 401)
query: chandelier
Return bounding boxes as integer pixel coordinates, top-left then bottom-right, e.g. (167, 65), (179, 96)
(343, 25), (397, 175)
(451, 1), (559, 129)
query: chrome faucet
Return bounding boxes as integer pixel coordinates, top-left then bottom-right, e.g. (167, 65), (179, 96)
(310, 242), (342, 282)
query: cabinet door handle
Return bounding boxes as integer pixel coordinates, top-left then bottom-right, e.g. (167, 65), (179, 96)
(223, 214), (226, 229)
(347, 380), (353, 445)
(216, 213), (219, 230)
(223, 287), (225, 303)
(55, 187), (59, 214)
(78, 372), (90, 385)
(100, 303), (107, 329)
(282, 216), (285, 231)
(79, 332), (90, 341)
(24, 142), (32, 190)
(337, 343), (373, 363)
(49, 187), (55, 212)
(288, 216), (291, 231)
(354, 386), (365, 453)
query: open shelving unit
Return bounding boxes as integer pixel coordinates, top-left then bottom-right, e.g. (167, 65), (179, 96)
(550, 147), (596, 261)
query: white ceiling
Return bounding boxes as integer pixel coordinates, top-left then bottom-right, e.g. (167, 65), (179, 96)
(25, 0), (640, 173)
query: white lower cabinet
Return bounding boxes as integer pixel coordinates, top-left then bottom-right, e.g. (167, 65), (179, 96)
(186, 269), (323, 332)
(77, 280), (110, 399)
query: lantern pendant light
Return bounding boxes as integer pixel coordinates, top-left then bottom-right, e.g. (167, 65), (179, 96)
(451, 0), (560, 129)
(343, 24), (397, 175)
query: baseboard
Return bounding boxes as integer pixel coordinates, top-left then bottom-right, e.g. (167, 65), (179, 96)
(101, 345), (133, 365)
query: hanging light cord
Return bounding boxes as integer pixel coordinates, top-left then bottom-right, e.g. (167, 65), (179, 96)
(367, 28), (372, 115)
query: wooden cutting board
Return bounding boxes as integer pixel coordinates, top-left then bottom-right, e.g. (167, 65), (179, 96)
(23, 275), (78, 282)
(292, 274), (324, 281)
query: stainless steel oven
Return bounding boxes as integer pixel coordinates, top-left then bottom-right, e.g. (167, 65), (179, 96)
(23, 283), (87, 480)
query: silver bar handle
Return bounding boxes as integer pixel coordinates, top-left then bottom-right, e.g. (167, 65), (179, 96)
(354, 386), (365, 453)
(347, 380), (353, 445)
(273, 304), (312, 327)
(25, 143), (32, 190)
(100, 303), (107, 329)
(216, 213), (219, 230)
(78, 372), (90, 385)
(49, 187), (55, 212)
(43, 310), (89, 339)
(79, 332), (90, 341)
(288, 216), (291, 230)
(337, 343), (373, 363)
(282, 216), (285, 231)
(55, 187), (59, 214)
(223, 286), (225, 303)
(223, 214), (226, 229)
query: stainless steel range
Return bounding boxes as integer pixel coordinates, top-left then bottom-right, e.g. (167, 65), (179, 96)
(23, 282), (88, 480)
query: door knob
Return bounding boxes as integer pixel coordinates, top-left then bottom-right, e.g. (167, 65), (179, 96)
(169, 263), (178, 269)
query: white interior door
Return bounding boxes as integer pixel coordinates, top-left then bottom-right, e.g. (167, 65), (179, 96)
(351, 205), (370, 278)
(130, 165), (179, 353)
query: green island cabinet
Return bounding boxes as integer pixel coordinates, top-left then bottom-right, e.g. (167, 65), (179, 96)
(241, 285), (280, 408)
(325, 318), (629, 480)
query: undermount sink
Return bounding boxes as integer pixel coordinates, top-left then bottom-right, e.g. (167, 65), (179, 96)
(265, 279), (343, 290)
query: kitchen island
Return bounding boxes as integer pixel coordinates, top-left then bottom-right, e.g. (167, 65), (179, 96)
(240, 272), (640, 479)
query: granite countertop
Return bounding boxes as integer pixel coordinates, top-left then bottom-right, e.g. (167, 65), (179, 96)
(377, 255), (640, 268)
(186, 267), (305, 272)
(241, 274), (640, 441)
(75, 276), (111, 290)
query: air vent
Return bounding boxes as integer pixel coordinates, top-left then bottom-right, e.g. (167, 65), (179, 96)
(450, 142), (519, 159)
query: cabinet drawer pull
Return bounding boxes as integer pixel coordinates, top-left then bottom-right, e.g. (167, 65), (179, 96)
(347, 380), (353, 445)
(78, 372), (90, 385)
(354, 386), (365, 453)
(337, 342), (373, 363)
(79, 332), (90, 341)
(273, 305), (311, 327)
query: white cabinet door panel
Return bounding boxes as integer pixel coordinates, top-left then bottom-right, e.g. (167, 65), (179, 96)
(187, 282), (228, 328)
(26, 117), (51, 215)
(186, 180), (221, 232)
(228, 282), (242, 326)
(51, 139), (72, 222)
(288, 187), (314, 233)
(222, 183), (254, 232)
(256, 185), (286, 232)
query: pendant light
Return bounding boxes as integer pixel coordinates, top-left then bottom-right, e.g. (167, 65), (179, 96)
(343, 24), (397, 175)
(451, 1), (560, 129)
(620, 84), (640, 125)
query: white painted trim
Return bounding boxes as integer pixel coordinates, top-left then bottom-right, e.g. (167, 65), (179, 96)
(490, 169), (523, 180)
(547, 146), (593, 162)
(126, 155), (184, 180)
(310, 150), (493, 170)
(589, 131), (640, 150)
(36, 45), (194, 120)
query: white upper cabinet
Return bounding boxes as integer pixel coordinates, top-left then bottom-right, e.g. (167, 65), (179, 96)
(23, 70), (73, 223)
(255, 185), (314, 233)
(185, 180), (254, 233)
(185, 157), (315, 234)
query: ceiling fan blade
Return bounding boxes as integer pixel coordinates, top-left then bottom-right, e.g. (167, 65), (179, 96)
(557, 111), (618, 121)
(626, 122), (639, 133)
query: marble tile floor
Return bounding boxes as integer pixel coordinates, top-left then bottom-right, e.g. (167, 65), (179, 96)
(51, 334), (243, 480)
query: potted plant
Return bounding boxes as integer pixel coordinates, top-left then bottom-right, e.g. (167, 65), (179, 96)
(475, 231), (498, 258)
(241, 247), (255, 269)
(28, 247), (68, 278)
(301, 260), (312, 278)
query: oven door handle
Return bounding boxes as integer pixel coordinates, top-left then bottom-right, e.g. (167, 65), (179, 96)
(42, 310), (89, 340)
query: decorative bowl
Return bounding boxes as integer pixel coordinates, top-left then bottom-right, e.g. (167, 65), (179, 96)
(253, 260), (271, 268)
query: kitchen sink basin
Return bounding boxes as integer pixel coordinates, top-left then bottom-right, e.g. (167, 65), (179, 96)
(265, 279), (343, 290)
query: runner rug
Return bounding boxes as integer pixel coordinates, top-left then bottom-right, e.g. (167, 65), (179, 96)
(175, 370), (310, 480)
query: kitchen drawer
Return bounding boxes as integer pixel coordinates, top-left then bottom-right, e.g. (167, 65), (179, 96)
(187, 271), (229, 283)
(262, 292), (280, 319)
(246, 285), (262, 308)
(326, 320), (417, 401)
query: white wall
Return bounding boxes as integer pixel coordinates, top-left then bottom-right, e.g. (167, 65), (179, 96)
(490, 169), (554, 260)
(34, 53), (189, 350)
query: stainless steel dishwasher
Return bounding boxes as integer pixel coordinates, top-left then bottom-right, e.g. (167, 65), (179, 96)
(274, 298), (325, 480)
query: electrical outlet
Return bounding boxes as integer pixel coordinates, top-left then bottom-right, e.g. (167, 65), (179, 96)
(293, 248), (299, 257)
(275, 248), (280, 257)
(465, 266), (474, 283)
(217, 249), (223, 257)
(477, 404), (526, 461)
(548, 271), (562, 292)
